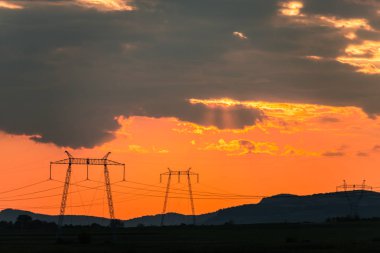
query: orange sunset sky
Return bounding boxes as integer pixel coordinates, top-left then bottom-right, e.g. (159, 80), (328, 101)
(1, 0), (380, 220)
(2, 99), (380, 220)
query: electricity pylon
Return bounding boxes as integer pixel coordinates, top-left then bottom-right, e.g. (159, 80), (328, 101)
(336, 180), (372, 217)
(50, 151), (125, 228)
(160, 168), (199, 226)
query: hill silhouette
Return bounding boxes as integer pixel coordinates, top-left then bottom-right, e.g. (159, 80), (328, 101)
(2, 190), (380, 226)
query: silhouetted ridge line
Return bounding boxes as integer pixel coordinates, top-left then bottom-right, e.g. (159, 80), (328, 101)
(1, 190), (380, 226)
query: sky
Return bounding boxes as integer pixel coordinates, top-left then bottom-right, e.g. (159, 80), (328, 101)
(1, 0), (380, 220)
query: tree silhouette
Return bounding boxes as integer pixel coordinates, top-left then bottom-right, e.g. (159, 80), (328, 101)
(15, 214), (33, 229)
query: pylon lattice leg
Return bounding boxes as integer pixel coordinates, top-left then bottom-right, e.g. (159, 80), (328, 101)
(187, 172), (196, 225)
(104, 164), (115, 222)
(58, 163), (72, 228)
(161, 173), (172, 226)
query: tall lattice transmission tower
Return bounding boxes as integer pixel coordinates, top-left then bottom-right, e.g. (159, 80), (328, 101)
(50, 151), (125, 228)
(160, 168), (199, 226)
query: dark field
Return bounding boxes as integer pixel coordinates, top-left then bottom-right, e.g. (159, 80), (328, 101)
(2, 222), (380, 253)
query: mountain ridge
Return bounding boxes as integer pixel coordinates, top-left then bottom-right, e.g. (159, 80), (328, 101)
(2, 190), (380, 226)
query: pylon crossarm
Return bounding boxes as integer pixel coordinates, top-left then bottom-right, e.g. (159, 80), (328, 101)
(161, 171), (198, 176)
(106, 159), (125, 166)
(336, 179), (372, 192)
(336, 184), (372, 191)
(51, 158), (124, 166)
(51, 159), (70, 165)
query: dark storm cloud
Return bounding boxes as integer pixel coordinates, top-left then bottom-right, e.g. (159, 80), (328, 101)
(139, 102), (264, 130)
(1, 0), (380, 148)
(303, 0), (377, 17)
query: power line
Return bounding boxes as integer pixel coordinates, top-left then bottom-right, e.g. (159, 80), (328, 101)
(120, 180), (266, 198)
(0, 178), (265, 203)
(0, 179), (49, 195)
(67, 180), (263, 200)
(0, 181), (104, 202)
(1, 184), (63, 198)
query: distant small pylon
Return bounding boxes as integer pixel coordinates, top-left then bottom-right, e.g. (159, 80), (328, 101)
(160, 168), (199, 226)
(336, 180), (372, 218)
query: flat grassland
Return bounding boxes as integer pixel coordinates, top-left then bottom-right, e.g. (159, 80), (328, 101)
(2, 222), (380, 253)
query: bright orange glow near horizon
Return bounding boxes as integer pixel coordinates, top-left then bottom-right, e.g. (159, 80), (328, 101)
(1, 98), (380, 221)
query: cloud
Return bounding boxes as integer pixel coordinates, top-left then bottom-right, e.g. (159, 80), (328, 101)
(305, 55), (323, 61)
(238, 140), (255, 153)
(0, 0), (23, 9)
(279, 0), (376, 44)
(319, 117), (340, 123)
(337, 40), (380, 74)
(144, 100), (265, 130)
(203, 139), (320, 157)
(317, 16), (373, 31)
(282, 145), (320, 156)
(232, 31), (248, 40)
(128, 144), (149, 153)
(353, 145), (380, 157)
(279, 1), (304, 16)
(203, 139), (279, 156)
(101, 138), (169, 154)
(75, 0), (135, 11)
(0, 0), (136, 11)
(189, 98), (358, 125)
(1, 0), (380, 148)
(322, 151), (345, 157)
(127, 144), (168, 154)
(337, 0), (380, 8)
